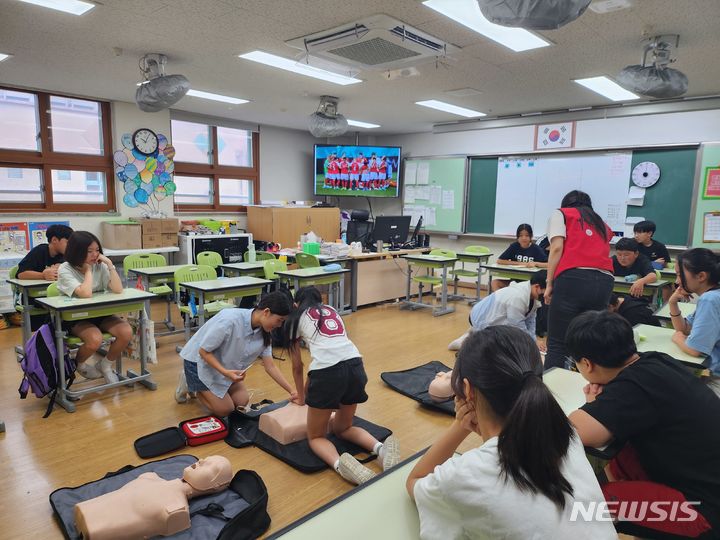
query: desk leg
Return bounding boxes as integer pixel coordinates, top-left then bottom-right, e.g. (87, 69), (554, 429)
(198, 291), (206, 327)
(18, 289), (32, 356)
(474, 260), (483, 304)
(350, 260), (358, 312)
(53, 310), (76, 413)
(433, 265), (454, 317)
(129, 299), (157, 390)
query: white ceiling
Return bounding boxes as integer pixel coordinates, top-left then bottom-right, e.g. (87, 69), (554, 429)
(1, 0), (719, 134)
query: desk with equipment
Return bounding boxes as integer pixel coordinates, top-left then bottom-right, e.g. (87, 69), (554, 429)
(402, 254), (458, 316)
(220, 261), (266, 278)
(177, 276), (270, 327)
(634, 323), (708, 369)
(275, 267), (349, 314)
(34, 289), (157, 413)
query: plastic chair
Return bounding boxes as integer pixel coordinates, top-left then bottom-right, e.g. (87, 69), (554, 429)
(196, 251), (224, 271)
(294, 252), (320, 269)
(123, 253), (175, 331)
(46, 282), (115, 349)
(263, 259), (288, 281)
(244, 251), (276, 262)
(451, 245), (490, 296)
(174, 265), (234, 343)
(411, 249), (457, 305)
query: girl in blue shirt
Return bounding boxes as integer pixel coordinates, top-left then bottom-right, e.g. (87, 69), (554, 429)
(669, 248), (720, 396)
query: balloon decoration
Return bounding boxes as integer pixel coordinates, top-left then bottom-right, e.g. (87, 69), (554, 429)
(114, 131), (177, 211)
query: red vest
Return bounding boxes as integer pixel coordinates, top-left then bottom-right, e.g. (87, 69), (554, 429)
(554, 207), (613, 279)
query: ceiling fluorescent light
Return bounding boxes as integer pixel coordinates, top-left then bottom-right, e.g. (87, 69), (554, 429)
(347, 119), (381, 129)
(0, 53), (11, 62)
(17, 0), (95, 15)
(422, 0), (550, 52)
(185, 89), (249, 105)
(416, 100), (486, 118)
(574, 76), (639, 101)
(239, 51), (362, 86)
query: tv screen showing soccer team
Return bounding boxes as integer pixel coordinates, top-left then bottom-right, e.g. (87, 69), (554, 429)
(314, 145), (401, 198)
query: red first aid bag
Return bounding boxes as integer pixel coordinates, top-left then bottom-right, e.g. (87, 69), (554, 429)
(134, 416), (228, 458)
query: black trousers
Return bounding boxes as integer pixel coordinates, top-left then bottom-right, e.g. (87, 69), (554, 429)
(545, 268), (614, 370)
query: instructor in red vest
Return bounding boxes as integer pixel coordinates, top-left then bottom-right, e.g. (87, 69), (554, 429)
(544, 190), (614, 370)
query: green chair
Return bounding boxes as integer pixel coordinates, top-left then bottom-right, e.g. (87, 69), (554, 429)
(244, 251), (276, 262)
(294, 252), (320, 269)
(174, 265), (234, 342)
(9, 265), (48, 318)
(411, 249), (457, 305)
(196, 251), (224, 275)
(263, 259), (288, 281)
(451, 245), (490, 297)
(46, 282), (115, 349)
(123, 253), (175, 331)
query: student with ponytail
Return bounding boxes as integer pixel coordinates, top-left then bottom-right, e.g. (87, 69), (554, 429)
(668, 247), (720, 395)
(407, 326), (615, 540)
(544, 190), (614, 370)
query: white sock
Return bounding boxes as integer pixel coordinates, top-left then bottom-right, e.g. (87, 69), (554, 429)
(373, 442), (383, 456)
(333, 459), (340, 472)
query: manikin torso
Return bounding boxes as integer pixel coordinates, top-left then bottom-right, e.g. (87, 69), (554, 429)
(74, 456), (232, 540)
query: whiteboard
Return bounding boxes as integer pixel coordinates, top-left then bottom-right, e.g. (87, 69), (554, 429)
(494, 152), (632, 236)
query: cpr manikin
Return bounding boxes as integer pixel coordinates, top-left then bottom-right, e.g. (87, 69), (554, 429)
(428, 371), (454, 402)
(259, 403), (332, 445)
(74, 455), (232, 540)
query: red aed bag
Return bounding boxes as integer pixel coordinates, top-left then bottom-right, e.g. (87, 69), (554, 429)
(134, 416), (228, 458)
(181, 416), (228, 446)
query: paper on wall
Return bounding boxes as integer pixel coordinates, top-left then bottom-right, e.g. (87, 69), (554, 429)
(429, 185), (442, 205)
(404, 162), (417, 185)
(416, 162), (430, 185)
(627, 186), (646, 206)
(703, 213), (720, 242)
(415, 186), (430, 200)
(442, 190), (454, 210)
(425, 207), (436, 226)
(404, 186), (416, 203)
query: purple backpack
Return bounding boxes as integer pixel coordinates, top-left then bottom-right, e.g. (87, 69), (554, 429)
(18, 323), (76, 418)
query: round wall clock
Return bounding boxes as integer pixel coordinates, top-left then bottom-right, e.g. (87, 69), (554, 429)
(132, 128), (159, 156)
(631, 161), (661, 188)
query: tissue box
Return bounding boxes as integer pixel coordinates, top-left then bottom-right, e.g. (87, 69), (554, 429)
(302, 242), (321, 255)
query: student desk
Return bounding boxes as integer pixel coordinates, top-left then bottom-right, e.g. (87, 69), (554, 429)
(654, 301), (696, 324)
(268, 452), (424, 539)
(634, 323), (709, 369)
(613, 277), (669, 307)
(480, 262), (542, 286)
(219, 262), (266, 278)
(127, 264), (188, 291)
(451, 251), (493, 303)
(275, 267), (350, 314)
(177, 276), (271, 327)
(34, 289), (157, 413)
(6, 277), (53, 355)
(402, 254), (458, 317)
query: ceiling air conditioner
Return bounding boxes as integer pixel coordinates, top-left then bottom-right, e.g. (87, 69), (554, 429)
(286, 14), (458, 71)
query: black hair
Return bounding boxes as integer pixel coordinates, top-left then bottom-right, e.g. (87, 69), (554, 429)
(608, 293), (621, 307)
(615, 238), (639, 252)
(451, 326), (574, 509)
(516, 223), (533, 239)
(255, 290), (292, 347)
(529, 270), (547, 288)
(566, 311), (637, 368)
(64, 231), (103, 268)
(560, 190), (608, 241)
(284, 286), (324, 344)
(676, 248), (720, 291)
(633, 220), (656, 235)
(46, 224), (73, 242)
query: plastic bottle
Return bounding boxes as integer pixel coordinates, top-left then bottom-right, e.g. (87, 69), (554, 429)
(248, 243), (256, 262)
(341, 232), (347, 244)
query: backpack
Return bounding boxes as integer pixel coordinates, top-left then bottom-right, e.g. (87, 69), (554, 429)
(18, 322), (76, 418)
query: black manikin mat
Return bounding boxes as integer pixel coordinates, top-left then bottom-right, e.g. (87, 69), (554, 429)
(224, 400), (392, 473)
(380, 361), (455, 416)
(49, 454), (271, 540)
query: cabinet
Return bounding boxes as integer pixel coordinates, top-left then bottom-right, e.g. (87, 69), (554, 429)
(247, 207), (340, 248)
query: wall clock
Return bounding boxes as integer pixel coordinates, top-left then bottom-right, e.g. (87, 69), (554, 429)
(132, 128), (159, 156)
(631, 161), (661, 188)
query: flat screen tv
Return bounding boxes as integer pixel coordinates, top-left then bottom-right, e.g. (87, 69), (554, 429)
(314, 144), (401, 198)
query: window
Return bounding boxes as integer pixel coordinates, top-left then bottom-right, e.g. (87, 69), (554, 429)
(0, 87), (114, 212)
(171, 119), (258, 212)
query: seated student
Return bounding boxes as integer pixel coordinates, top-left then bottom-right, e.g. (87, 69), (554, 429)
(57, 231), (132, 383)
(449, 271), (546, 351)
(634, 220), (670, 269)
(17, 224), (73, 330)
(608, 292), (660, 327)
(176, 291), (297, 415)
(612, 238), (657, 299)
(668, 248), (720, 396)
(493, 223), (548, 291)
(408, 326), (616, 540)
(567, 310), (720, 539)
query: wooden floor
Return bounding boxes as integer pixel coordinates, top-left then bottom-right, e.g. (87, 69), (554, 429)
(0, 298), (479, 538)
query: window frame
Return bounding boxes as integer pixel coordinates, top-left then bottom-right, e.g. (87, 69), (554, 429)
(172, 124), (259, 213)
(0, 87), (115, 213)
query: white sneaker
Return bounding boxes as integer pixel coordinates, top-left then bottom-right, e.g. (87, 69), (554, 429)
(175, 370), (189, 404)
(337, 453), (377, 485)
(448, 332), (469, 351)
(378, 436), (400, 471)
(98, 358), (119, 384)
(76, 361), (102, 380)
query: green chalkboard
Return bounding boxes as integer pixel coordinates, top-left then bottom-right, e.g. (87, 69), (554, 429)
(466, 148), (698, 246)
(402, 157), (466, 233)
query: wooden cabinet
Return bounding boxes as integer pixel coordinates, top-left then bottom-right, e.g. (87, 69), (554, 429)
(247, 207), (340, 248)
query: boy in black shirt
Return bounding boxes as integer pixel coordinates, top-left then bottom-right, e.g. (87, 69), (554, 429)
(567, 311), (720, 539)
(612, 238), (656, 299)
(17, 224), (73, 280)
(608, 293), (660, 327)
(634, 220), (671, 269)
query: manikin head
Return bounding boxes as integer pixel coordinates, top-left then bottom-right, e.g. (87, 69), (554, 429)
(428, 371), (454, 402)
(182, 456), (232, 494)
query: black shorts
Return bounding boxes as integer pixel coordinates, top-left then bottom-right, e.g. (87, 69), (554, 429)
(306, 357), (368, 410)
(61, 315), (116, 334)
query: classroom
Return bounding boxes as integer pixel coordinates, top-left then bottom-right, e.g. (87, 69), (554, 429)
(2, 1), (720, 539)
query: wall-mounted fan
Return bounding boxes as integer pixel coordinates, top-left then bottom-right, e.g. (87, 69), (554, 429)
(135, 53), (190, 113)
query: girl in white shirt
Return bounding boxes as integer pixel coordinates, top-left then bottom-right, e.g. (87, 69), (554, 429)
(407, 325), (617, 540)
(57, 231), (132, 384)
(286, 286), (400, 485)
